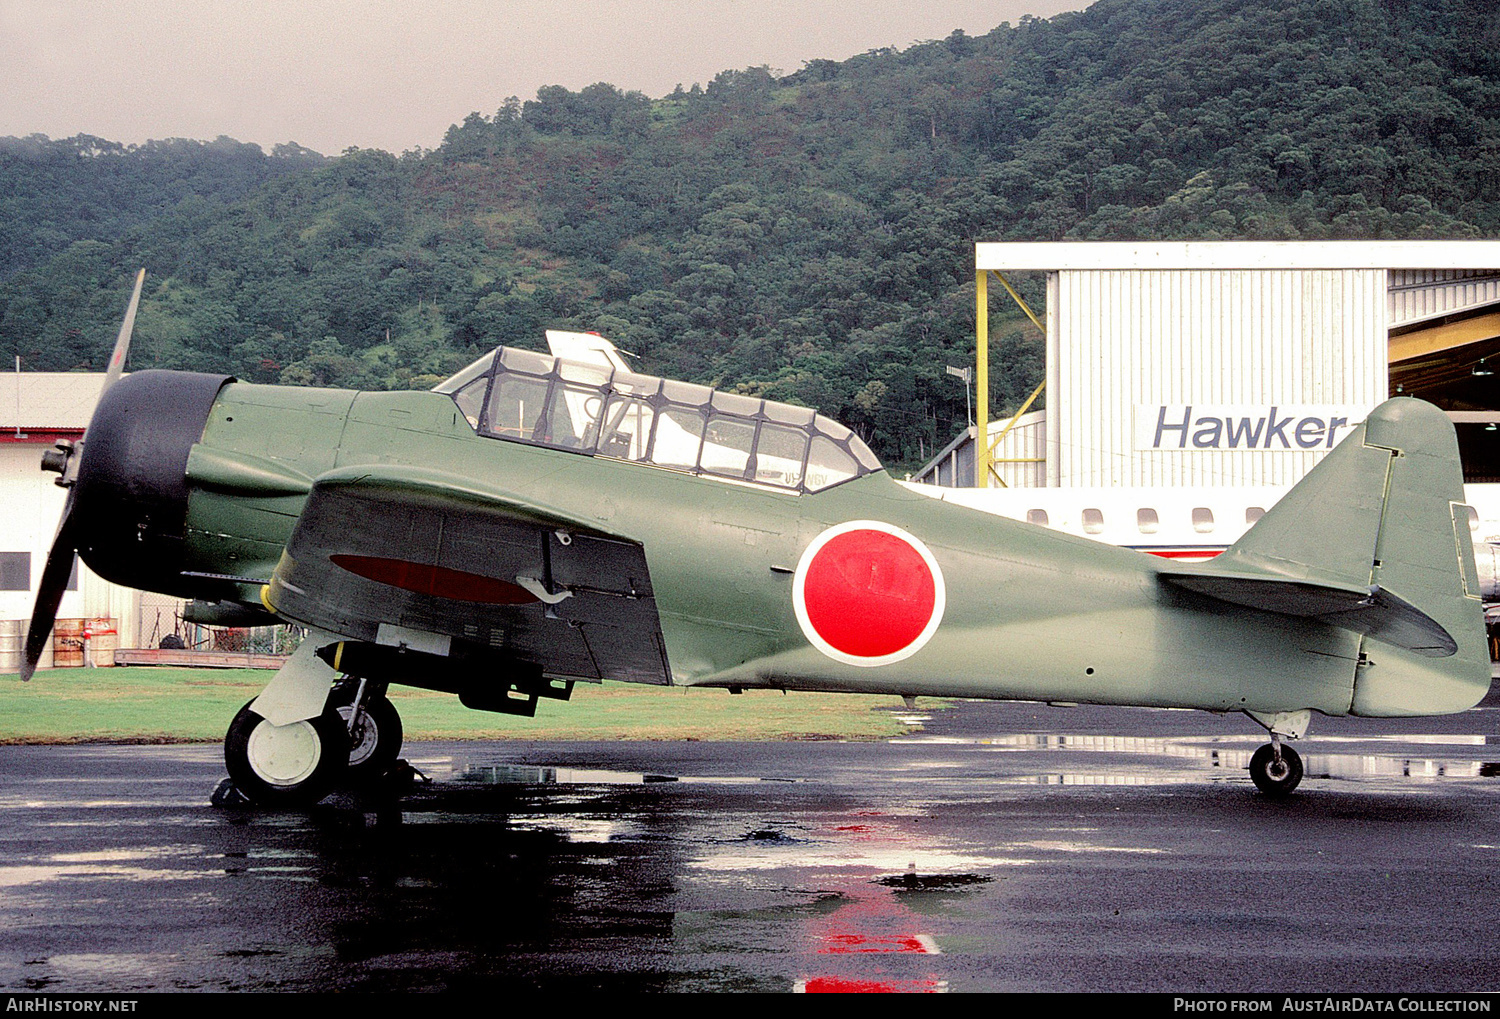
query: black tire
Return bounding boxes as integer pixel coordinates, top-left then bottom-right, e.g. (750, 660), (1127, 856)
(1249, 743), (1303, 797)
(223, 699), (348, 807)
(330, 685), (404, 783)
(159, 634), (185, 650)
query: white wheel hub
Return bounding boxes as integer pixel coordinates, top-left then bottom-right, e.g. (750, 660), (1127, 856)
(245, 718), (323, 786)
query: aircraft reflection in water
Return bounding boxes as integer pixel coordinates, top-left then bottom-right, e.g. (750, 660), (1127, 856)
(19, 274), (1494, 803)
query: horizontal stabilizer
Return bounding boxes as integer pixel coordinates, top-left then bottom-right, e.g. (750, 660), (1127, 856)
(1162, 570), (1457, 656)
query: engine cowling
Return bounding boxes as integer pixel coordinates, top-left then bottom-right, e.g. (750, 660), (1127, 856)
(69, 370), (233, 595)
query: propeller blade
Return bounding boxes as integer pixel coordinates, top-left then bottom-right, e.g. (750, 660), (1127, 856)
(20, 505), (77, 682)
(103, 268), (145, 391)
(21, 270), (144, 680)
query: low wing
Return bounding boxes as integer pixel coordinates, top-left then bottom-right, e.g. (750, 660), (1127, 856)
(264, 465), (670, 684)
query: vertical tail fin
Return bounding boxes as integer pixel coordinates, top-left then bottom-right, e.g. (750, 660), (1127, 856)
(1161, 398), (1490, 716)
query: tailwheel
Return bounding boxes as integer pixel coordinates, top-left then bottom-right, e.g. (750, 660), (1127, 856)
(224, 700), (349, 807)
(330, 679), (403, 784)
(1249, 742), (1303, 797)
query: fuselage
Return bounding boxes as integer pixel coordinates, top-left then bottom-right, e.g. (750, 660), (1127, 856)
(113, 378), (1378, 718)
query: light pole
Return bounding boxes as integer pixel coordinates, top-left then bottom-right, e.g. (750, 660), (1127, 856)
(945, 364), (973, 428)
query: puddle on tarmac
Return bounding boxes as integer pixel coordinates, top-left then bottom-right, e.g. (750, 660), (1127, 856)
(47, 954), (178, 981)
(396, 731), (1500, 801)
(0, 863), (212, 887)
(442, 761), (794, 786)
(893, 731), (1500, 787)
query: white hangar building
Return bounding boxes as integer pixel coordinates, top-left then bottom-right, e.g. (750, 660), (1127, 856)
(918, 240), (1500, 490)
(0, 372), (151, 670)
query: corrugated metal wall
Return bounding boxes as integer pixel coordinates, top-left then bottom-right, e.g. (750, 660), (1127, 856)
(1046, 268), (1389, 487)
(916, 413), (1046, 487)
(988, 412), (1047, 488)
(1389, 269), (1500, 327)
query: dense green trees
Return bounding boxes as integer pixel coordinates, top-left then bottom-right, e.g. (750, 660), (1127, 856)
(2, 0), (1498, 471)
(0, 134), (323, 281)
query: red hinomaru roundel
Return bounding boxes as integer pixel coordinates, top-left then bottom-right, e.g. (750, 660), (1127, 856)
(792, 521), (947, 667)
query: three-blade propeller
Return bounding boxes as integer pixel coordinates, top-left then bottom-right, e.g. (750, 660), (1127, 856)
(20, 269), (146, 682)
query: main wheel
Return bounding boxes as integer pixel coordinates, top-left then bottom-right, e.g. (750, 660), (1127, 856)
(224, 700), (348, 807)
(330, 684), (403, 783)
(1249, 743), (1303, 797)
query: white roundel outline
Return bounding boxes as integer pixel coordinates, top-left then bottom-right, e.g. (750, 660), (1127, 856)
(792, 519), (947, 668)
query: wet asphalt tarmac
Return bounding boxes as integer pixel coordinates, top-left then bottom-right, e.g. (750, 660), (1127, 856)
(5, 686), (1500, 994)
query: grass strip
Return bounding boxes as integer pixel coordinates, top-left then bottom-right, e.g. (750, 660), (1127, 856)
(0, 667), (928, 743)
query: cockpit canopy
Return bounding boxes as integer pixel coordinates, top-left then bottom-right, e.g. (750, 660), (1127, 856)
(435, 346), (882, 493)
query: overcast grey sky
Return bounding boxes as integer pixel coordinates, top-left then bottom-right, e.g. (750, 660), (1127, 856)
(0, 1), (1083, 155)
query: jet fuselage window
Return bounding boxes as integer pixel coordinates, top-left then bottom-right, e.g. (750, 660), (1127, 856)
(1026, 509), (1049, 526)
(1136, 508), (1159, 534)
(436, 346), (881, 494)
(1082, 509), (1104, 534)
(1192, 507), (1215, 533)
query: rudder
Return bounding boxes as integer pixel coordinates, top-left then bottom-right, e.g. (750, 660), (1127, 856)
(1350, 399), (1490, 715)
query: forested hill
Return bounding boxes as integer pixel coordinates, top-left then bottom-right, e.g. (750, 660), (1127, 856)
(0, 135), (326, 281)
(3, 0), (1498, 471)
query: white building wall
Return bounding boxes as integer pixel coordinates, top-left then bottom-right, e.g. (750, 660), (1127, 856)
(0, 445), (140, 652)
(1046, 268), (1389, 487)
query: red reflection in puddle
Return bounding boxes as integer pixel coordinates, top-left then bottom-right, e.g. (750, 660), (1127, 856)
(796, 817), (948, 992)
(821, 932), (936, 954)
(800, 977), (944, 993)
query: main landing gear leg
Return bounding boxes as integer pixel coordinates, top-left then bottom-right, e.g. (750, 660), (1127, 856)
(219, 678), (408, 807)
(216, 636), (406, 808)
(1245, 709), (1309, 798)
(330, 676), (404, 784)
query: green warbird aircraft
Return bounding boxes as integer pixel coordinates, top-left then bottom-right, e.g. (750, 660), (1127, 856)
(20, 274), (1492, 804)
